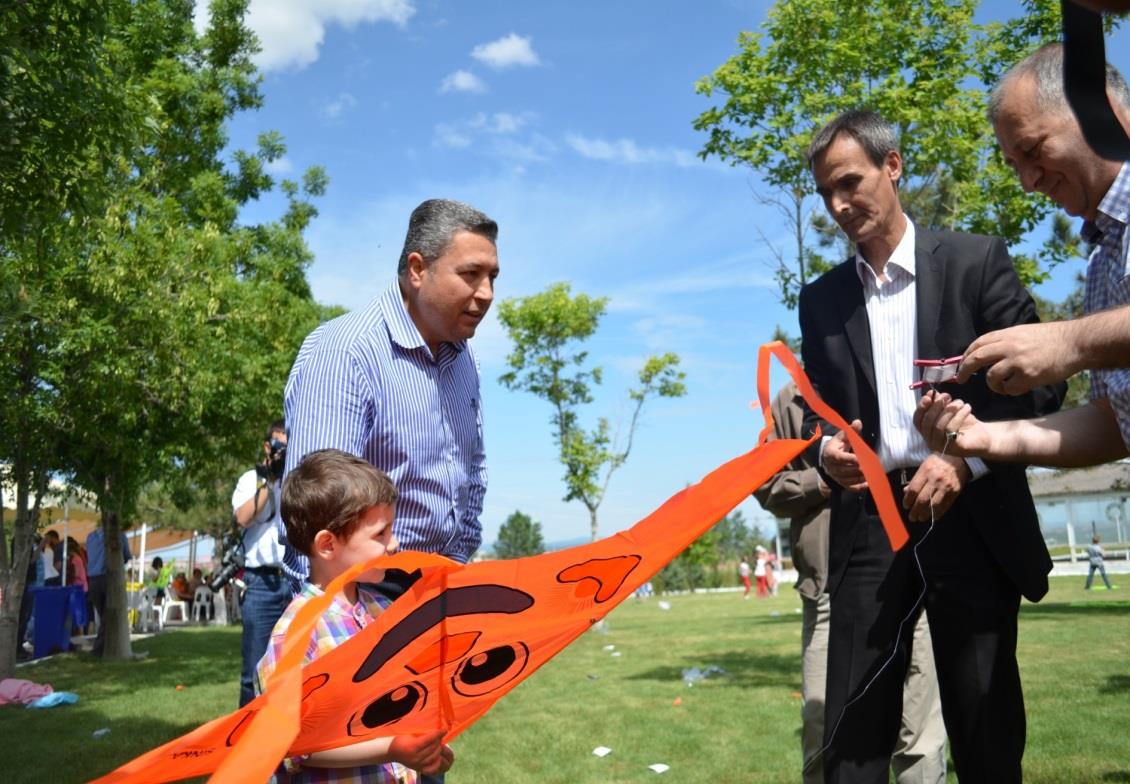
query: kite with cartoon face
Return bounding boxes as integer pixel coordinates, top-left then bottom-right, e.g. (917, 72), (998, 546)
(90, 343), (905, 784)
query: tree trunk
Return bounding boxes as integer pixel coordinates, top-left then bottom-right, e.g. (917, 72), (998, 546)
(0, 470), (39, 679)
(589, 507), (599, 543)
(100, 493), (133, 660)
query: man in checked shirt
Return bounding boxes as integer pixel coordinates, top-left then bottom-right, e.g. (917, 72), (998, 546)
(917, 44), (1130, 470)
(282, 199), (498, 608)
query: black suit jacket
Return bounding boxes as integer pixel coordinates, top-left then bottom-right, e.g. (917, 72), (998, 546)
(798, 226), (1065, 602)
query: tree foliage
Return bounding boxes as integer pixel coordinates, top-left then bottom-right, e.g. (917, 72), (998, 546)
(0, 0), (327, 672)
(694, 0), (1109, 308)
(493, 511), (546, 560)
(497, 282), (688, 542)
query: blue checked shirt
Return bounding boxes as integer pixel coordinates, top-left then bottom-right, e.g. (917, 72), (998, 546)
(282, 280), (487, 585)
(1082, 161), (1130, 449)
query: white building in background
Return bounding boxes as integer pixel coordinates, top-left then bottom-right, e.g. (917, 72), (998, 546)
(1029, 462), (1130, 562)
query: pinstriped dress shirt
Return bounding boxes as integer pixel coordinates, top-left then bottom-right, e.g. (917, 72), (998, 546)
(853, 219), (986, 478)
(282, 280), (487, 586)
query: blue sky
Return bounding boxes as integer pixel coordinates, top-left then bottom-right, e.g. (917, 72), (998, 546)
(206, 1), (1130, 549)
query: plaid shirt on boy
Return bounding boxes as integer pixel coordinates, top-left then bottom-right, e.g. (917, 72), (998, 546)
(256, 583), (416, 784)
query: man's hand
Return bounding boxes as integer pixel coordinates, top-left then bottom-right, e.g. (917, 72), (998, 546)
(902, 452), (970, 522)
(388, 730), (454, 775)
(823, 419), (867, 492)
(914, 391), (992, 457)
(957, 321), (1083, 393)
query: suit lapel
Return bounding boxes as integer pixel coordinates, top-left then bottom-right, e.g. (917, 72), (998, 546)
(915, 228), (944, 360)
(835, 259), (877, 399)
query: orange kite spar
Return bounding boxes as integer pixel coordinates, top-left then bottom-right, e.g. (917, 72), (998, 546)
(90, 342), (905, 784)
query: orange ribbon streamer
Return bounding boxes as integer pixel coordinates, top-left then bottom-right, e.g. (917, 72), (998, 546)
(89, 342), (905, 784)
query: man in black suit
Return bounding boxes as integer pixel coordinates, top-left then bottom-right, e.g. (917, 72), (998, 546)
(797, 110), (1065, 784)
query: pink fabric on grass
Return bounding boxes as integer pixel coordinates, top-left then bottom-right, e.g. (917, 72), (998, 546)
(0, 678), (53, 705)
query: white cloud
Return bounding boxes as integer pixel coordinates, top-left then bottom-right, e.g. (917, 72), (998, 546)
(439, 69), (487, 94)
(470, 33), (541, 69)
(322, 92), (357, 119)
(565, 134), (700, 168)
(434, 123), (473, 149)
(195, 0), (416, 73)
(264, 156), (293, 175)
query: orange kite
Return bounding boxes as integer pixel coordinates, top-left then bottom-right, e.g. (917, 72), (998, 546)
(90, 342), (905, 784)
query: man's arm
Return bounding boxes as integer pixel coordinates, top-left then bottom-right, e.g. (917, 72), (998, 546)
(915, 391), (1129, 467)
(455, 386), (486, 562)
(753, 388), (832, 518)
(956, 308), (1130, 394)
(232, 471), (269, 528)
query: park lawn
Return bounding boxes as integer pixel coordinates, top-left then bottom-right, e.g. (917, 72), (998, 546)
(1, 577), (1126, 784)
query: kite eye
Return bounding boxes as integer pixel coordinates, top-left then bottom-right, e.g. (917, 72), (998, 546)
(451, 642), (529, 697)
(347, 681), (429, 735)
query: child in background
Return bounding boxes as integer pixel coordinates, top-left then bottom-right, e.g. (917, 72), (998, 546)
(256, 449), (453, 783)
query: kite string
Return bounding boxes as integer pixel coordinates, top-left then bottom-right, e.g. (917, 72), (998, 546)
(803, 438), (952, 775)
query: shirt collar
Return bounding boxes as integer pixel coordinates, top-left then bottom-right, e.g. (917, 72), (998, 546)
(855, 216), (916, 284)
(378, 279), (467, 356)
(1082, 161), (1130, 243)
(300, 581), (386, 619)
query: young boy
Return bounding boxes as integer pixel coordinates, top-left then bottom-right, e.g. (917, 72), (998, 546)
(256, 449), (454, 783)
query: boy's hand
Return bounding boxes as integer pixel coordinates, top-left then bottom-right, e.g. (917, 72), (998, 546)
(389, 729), (455, 775)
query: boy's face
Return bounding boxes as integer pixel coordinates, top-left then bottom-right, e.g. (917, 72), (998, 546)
(335, 504), (398, 584)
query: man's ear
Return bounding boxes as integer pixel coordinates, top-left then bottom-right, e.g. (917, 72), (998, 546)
(884, 149), (903, 184)
(405, 251), (428, 290)
(312, 529), (337, 561)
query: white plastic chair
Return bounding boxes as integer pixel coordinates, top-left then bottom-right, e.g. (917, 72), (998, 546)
(191, 586), (213, 623)
(161, 595), (189, 626)
(134, 587), (162, 633)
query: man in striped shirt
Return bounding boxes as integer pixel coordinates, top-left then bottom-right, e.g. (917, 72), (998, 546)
(282, 199), (498, 594)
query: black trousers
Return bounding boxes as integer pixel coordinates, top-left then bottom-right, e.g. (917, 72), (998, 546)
(824, 487), (1025, 784)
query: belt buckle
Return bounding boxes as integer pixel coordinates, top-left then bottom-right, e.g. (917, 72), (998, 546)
(896, 467), (913, 487)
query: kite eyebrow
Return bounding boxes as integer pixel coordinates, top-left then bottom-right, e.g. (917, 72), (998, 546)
(352, 584), (535, 682)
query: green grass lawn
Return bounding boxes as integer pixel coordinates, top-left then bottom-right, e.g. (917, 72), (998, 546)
(2, 577), (1127, 784)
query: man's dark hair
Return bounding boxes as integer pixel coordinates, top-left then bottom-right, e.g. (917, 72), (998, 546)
(806, 110), (900, 170)
(396, 199), (498, 276)
(264, 419), (286, 443)
(281, 449), (399, 556)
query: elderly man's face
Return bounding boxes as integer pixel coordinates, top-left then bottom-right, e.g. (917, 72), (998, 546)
(992, 74), (1121, 221)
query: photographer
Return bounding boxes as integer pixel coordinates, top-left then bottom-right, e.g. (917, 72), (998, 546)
(231, 420), (291, 707)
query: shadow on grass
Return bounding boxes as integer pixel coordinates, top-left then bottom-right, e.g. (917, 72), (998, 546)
(13, 627), (241, 698)
(624, 649), (799, 689)
(0, 710), (209, 784)
(1101, 773), (1130, 782)
(1020, 601), (1130, 618)
(1099, 674), (1130, 695)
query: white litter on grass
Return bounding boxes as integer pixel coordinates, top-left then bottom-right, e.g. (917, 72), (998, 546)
(611, 651), (622, 657)
(657, 600), (671, 610)
(592, 746), (613, 757)
(649, 763), (670, 774)
(770, 611), (781, 617)
(603, 644), (616, 651)
(93, 728), (110, 738)
(795, 607), (802, 614)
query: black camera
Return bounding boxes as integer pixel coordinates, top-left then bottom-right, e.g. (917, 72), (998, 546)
(207, 523), (246, 592)
(255, 438), (287, 482)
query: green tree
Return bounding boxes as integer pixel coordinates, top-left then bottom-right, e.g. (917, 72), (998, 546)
(694, 0), (1094, 309)
(494, 511), (546, 559)
(0, 0), (327, 669)
(656, 528), (718, 593)
(497, 282), (688, 542)
(712, 509), (752, 565)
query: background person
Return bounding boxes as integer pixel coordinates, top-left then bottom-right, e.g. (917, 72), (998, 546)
(231, 419), (291, 707)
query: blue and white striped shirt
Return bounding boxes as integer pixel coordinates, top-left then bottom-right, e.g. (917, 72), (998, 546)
(282, 280), (487, 585)
(1082, 161), (1130, 449)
